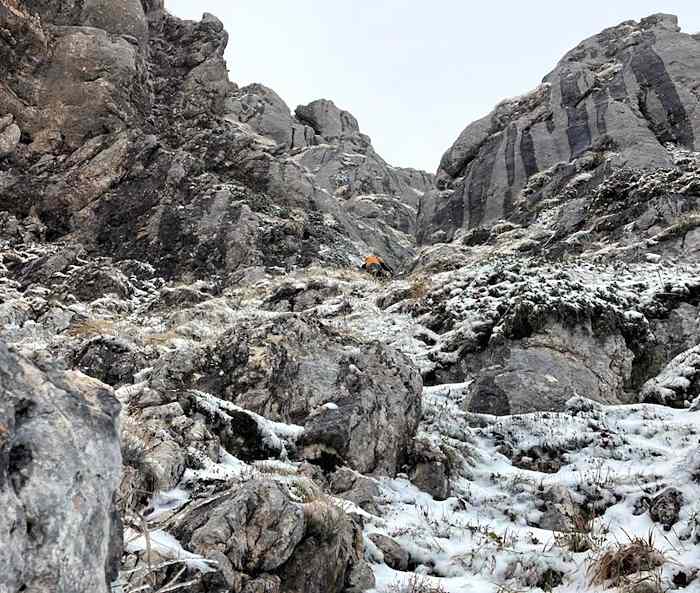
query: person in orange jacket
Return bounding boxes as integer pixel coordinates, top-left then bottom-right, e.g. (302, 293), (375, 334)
(360, 255), (394, 277)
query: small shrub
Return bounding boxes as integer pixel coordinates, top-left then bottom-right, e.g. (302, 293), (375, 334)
(554, 505), (607, 553)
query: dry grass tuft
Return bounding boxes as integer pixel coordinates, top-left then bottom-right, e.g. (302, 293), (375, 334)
(409, 275), (432, 300)
(142, 329), (181, 346)
(384, 574), (448, 593)
(553, 507), (607, 553)
(288, 477), (325, 503)
(67, 318), (116, 337)
(588, 532), (665, 587)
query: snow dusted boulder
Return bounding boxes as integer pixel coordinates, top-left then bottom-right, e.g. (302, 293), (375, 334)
(150, 315), (422, 475)
(185, 390), (302, 462)
(368, 533), (410, 571)
(0, 341), (122, 593)
(65, 262), (134, 302)
(409, 434), (451, 500)
(640, 345), (700, 407)
(648, 488), (684, 531)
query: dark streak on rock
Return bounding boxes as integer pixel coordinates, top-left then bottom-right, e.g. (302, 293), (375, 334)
(560, 70), (592, 159)
(594, 90), (608, 135)
(466, 134), (502, 228)
(505, 124), (518, 186)
(503, 188), (514, 219)
(630, 44), (695, 148)
(520, 127), (538, 178)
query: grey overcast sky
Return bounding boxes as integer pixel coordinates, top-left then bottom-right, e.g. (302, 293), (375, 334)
(167, 1), (700, 172)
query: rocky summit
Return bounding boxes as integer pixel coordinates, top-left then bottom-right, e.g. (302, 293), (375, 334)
(0, 3), (699, 593)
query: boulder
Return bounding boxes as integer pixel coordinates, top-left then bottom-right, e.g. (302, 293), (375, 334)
(368, 533), (410, 571)
(330, 467), (381, 513)
(226, 83), (308, 149)
(73, 336), (147, 386)
(174, 480), (305, 576)
(649, 488), (684, 530)
(65, 263), (134, 301)
(534, 485), (583, 532)
(466, 323), (633, 414)
(295, 99), (359, 139)
(81, 0), (148, 43)
(279, 499), (369, 593)
(0, 341), (122, 593)
(150, 315), (423, 475)
(410, 436), (451, 500)
(173, 479), (370, 592)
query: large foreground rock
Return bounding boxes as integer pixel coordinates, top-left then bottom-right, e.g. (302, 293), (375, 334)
(173, 479), (372, 593)
(0, 342), (122, 593)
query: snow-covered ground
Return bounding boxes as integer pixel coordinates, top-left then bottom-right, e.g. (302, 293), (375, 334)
(3, 244), (699, 593)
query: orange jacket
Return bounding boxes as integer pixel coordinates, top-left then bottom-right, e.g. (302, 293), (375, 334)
(364, 255), (383, 267)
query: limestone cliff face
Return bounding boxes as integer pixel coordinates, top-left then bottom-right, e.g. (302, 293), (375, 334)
(0, 0), (432, 278)
(419, 14), (700, 244)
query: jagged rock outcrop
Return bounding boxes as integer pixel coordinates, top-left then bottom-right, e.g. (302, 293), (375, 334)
(0, 341), (122, 593)
(0, 0), (432, 277)
(419, 14), (700, 252)
(382, 258), (700, 413)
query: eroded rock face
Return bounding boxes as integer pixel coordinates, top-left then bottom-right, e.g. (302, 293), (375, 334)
(0, 341), (122, 593)
(420, 14), (700, 245)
